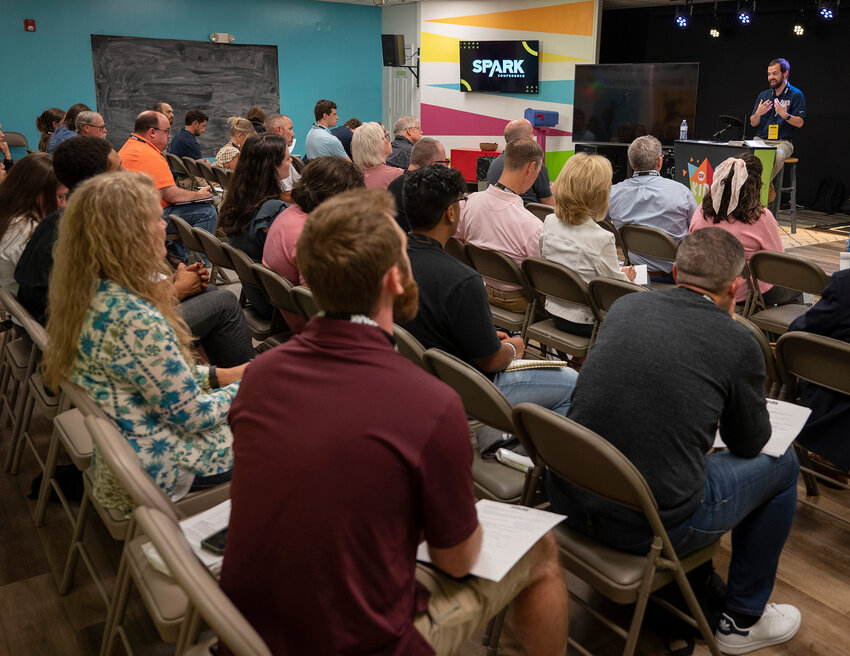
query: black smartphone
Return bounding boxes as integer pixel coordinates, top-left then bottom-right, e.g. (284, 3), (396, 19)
(200, 527), (228, 556)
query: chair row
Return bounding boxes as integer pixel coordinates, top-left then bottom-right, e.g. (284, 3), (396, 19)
(164, 152), (231, 193)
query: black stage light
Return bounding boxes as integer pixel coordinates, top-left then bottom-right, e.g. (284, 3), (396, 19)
(818, 0), (838, 21)
(737, 0), (755, 24)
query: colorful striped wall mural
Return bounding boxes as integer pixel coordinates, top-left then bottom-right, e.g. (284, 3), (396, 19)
(419, 0), (600, 179)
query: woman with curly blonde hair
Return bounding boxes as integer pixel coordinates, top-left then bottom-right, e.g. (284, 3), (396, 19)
(43, 171), (246, 509)
(215, 117), (256, 171)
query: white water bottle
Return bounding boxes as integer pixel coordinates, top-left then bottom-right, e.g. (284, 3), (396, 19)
(679, 120), (688, 140)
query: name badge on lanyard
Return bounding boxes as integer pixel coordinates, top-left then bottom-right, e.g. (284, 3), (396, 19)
(768, 124), (779, 140)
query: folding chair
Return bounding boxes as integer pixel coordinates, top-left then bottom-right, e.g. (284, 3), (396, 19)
(511, 403), (722, 656)
(214, 166), (232, 190)
(521, 258), (596, 359)
(291, 285), (319, 319)
(734, 315), (783, 397)
(775, 331), (850, 520)
(599, 218), (630, 265)
(587, 276), (648, 322)
(196, 159), (223, 196)
(422, 349), (539, 506)
(85, 415), (231, 656)
(0, 290), (39, 455)
(3, 130), (34, 154)
(392, 324), (427, 371)
(444, 237), (470, 265)
(620, 224), (678, 289)
(290, 155), (305, 174)
(524, 202), (552, 221)
(746, 251), (829, 336)
(250, 263), (300, 343)
(464, 244), (533, 338)
(220, 244), (278, 342)
(132, 507), (272, 656)
(167, 214), (205, 264)
(190, 227), (236, 285)
(182, 156), (204, 180)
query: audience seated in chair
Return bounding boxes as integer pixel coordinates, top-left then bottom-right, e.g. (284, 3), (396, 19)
(352, 121), (403, 190)
(458, 138), (547, 313)
(540, 152), (636, 338)
(168, 109), (208, 161)
(46, 102), (89, 154)
(220, 188), (568, 655)
(0, 152), (62, 294)
(215, 117), (256, 172)
(119, 110), (217, 266)
(485, 118), (555, 205)
(547, 227), (801, 655)
(690, 152), (802, 308)
(265, 113), (300, 203)
(401, 165), (578, 418)
(608, 135), (696, 284)
(262, 156), (364, 332)
(217, 132), (291, 321)
(387, 137), (448, 232)
(15, 136), (254, 366)
(42, 172), (248, 511)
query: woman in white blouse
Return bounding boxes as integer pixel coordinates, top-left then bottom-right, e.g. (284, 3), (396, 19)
(540, 152), (635, 337)
(0, 152), (63, 294)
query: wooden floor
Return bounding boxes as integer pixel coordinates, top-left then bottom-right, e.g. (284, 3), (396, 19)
(3, 407), (850, 655)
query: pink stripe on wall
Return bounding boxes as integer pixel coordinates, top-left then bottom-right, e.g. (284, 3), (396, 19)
(421, 104), (573, 137)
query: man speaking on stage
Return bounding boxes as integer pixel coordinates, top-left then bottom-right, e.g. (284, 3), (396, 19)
(750, 58), (806, 184)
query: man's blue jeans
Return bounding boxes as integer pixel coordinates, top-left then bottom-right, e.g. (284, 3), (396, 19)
(493, 366), (578, 416)
(548, 448), (799, 616)
(164, 203), (217, 264)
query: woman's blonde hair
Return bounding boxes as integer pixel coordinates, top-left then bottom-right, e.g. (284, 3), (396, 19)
(43, 172), (194, 391)
(551, 153), (612, 225)
(228, 116), (256, 138)
(352, 122), (389, 169)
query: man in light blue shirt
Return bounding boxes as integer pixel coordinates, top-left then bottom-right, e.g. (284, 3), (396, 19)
(608, 135), (696, 282)
(305, 99), (350, 160)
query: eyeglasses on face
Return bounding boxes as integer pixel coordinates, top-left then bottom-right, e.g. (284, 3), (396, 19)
(83, 123), (107, 131)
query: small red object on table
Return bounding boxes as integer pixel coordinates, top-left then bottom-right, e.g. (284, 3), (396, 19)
(450, 148), (502, 183)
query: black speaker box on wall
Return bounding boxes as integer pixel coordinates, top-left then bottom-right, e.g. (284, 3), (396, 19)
(382, 34), (405, 67)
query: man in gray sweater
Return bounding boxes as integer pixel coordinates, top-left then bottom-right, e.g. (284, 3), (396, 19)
(548, 228), (801, 655)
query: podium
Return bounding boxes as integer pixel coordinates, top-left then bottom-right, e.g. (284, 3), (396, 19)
(674, 140), (776, 206)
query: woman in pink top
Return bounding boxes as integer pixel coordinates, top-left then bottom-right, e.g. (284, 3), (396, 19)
(262, 156), (364, 330)
(689, 152), (801, 307)
(352, 122), (403, 190)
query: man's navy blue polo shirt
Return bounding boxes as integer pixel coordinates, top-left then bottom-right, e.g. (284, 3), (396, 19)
(752, 82), (806, 141)
(168, 127), (202, 160)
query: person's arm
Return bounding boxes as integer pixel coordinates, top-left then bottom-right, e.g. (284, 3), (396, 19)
(538, 195), (554, 206)
(594, 233), (631, 281)
(173, 262), (209, 300)
(160, 183), (212, 205)
(718, 340), (770, 457)
(113, 304), (240, 435)
(428, 525), (483, 578)
(474, 335), (524, 373)
(774, 99), (804, 128)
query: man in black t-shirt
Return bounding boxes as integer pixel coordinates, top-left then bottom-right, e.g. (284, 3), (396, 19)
(387, 137), (447, 232)
(401, 165), (577, 417)
(485, 118), (553, 205)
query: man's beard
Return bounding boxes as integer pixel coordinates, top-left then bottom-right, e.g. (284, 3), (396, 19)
(393, 268), (420, 324)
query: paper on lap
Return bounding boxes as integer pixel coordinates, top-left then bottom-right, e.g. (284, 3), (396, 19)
(713, 398), (811, 457)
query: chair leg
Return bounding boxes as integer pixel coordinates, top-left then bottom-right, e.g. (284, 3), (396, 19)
(5, 390), (36, 473)
(671, 566), (722, 656)
(623, 540), (662, 656)
(789, 163), (797, 234)
(794, 444), (820, 497)
(99, 549), (133, 656)
(485, 607), (507, 656)
(33, 430), (61, 526)
(59, 489), (92, 594)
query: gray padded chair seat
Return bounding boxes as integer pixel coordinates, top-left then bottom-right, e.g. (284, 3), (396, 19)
(749, 304), (808, 335)
(471, 451), (524, 503)
(525, 318), (592, 353)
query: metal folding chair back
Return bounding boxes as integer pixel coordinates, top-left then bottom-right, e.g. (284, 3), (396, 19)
(168, 214), (206, 260)
(250, 263), (302, 316)
(524, 202), (551, 221)
(444, 237), (471, 265)
(587, 276), (648, 320)
(4, 131), (33, 153)
(511, 403), (721, 656)
(465, 244), (533, 336)
(191, 227), (235, 284)
(133, 507), (273, 656)
(392, 324), (427, 371)
(734, 315), (783, 397)
(182, 156), (204, 179)
(775, 331), (850, 400)
(599, 218), (630, 265)
(620, 224), (678, 262)
(291, 285), (319, 319)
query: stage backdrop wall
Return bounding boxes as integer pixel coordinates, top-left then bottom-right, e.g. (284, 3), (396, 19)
(601, 0), (848, 207)
(419, 0), (601, 180)
(1, 0), (382, 158)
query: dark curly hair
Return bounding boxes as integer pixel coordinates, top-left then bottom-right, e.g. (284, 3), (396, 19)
(53, 136), (114, 191)
(701, 152), (764, 225)
(218, 133), (288, 237)
(403, 165), (466, 231)
(291, 157), (364, 213)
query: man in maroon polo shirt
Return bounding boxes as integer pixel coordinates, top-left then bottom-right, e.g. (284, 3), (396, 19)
(220, 189), (568, 655)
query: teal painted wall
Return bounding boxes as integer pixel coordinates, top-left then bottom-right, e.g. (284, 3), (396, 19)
(1, 0), (382, 153)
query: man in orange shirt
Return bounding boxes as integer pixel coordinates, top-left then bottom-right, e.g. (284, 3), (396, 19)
(119, 111), (216, 264)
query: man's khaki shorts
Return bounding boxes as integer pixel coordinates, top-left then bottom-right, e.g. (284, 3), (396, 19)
(413, 549), (532, 655)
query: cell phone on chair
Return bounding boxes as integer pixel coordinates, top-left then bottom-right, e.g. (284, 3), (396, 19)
(200, 527), (228, 555)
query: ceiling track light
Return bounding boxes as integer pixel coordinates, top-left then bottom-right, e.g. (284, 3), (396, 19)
(709, 0), (721, 37)
(793, 9), (807, 35)
(737, 0), (755, 24)
(818, 0), (838, 21)
(674, 0), (693, 28)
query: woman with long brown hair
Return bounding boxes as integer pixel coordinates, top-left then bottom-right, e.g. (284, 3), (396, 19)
(36, 107), (65, 152)
(689, 152), (800, 307)
(0, 152), (61, 293)
(43, 171), (246, 510)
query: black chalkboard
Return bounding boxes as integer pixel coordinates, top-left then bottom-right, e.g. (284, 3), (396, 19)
(91, 34), (279, 159)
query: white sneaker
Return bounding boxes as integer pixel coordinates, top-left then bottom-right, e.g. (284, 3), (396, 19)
(715, 604), (801, 654)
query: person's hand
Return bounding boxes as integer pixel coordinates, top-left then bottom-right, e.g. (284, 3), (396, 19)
(186, 261), (209, 288)
(172, 263), (204, 300)
(496, 330), (509, 340)
(0, 136), (10, 160)
(197, 185), (212, 198)
(622, 265), (637, 283)
(754, 99), (772, 117)
(217, 362), (249, 386)
(773, 98), (789, 119)
(504, 335), (525, 359)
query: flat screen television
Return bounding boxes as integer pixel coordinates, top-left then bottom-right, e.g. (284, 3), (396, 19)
(459, 40), (539, 94)
(572, 63), (699, 146)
